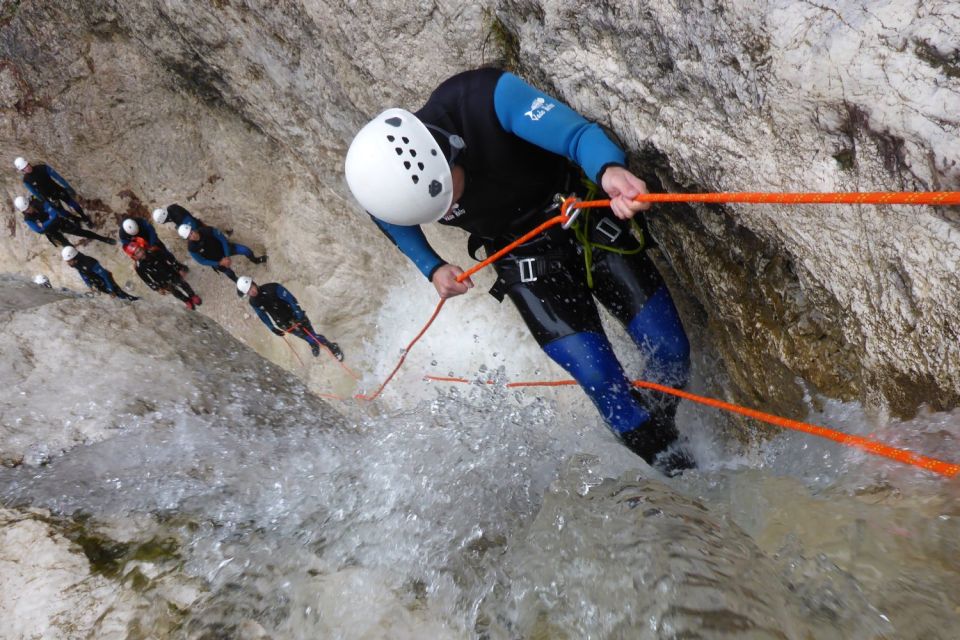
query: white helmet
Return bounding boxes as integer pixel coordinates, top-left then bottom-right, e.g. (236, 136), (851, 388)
(33, 274), (50, 287)
(13, 196), (29, 212)
(122, 218), (139, 235)
(344, 108), (454, 225)
(236, 276), (254, 295)
(61, 246), (79, 261)
(14, 157), (28, 171)
(178, 223), (193, 239)
(152, 207), (167, 224)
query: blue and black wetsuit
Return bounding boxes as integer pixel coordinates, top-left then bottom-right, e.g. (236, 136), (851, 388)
(23, 199), (114, 247)
(372, 68), (690, 466)
(69, 252), (138, 300)
(23, 163), (89, 224)
(249, 283), (339, 357)
(186, 226), (263, 281)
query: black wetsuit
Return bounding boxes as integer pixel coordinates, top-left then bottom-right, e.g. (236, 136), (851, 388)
(23, 200), (113, 248)
(71, 253), (138, 300)
(23, 163), (89, 223)
(135, 249), (196, 303)
(249, 283), (336, 355)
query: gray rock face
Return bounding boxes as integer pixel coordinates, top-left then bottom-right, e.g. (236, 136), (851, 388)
(2, 0), (959, 418)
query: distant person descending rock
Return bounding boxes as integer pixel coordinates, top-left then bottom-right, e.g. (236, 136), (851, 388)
(124, 238), (201, 310)
(62, 246), (138, 301)
(344, 68), (693, 473)
(152, 204), (206, 230)
(179, 223), (266, 282)
(14, 157), (91, 225)
(119, 217), (188, 272)
(236, 276), (343, 360)
(14, 195), (115, 248)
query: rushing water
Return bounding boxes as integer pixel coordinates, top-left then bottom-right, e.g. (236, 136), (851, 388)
(1, 286), (958, 639)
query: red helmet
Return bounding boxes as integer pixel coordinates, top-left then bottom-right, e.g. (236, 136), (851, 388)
(123, 242), (140, 258)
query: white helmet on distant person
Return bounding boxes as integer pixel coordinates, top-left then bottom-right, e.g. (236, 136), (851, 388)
(152, 207), (167, 224)
(14, 157), (28, 171)
(61, 246), (79, 261)
(178, 223), (193, 239)
(236, 276), (254, 295)
(122, 218), (139, 235)
(13, 196), (29, 212)
(33, 274), (50, 287)
(344, 108), (455, 226)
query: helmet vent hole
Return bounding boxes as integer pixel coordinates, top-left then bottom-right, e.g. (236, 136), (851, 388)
(410, 149), (417, 157)
(387, 135), (395, 142)
(431, 149), (438, 156)
(385, 117), (402, 127)
(417, 162), (424, 170)
(402, 136), (409, 144)
(411, 175), (420, 184)
(403, 161), (411, 169)
(395, 147), (403, 155)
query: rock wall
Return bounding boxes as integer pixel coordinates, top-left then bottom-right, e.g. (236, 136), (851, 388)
(2, 0), (959, 419)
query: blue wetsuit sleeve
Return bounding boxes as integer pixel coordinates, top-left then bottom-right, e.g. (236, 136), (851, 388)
(78, 271), (94, 288)
(145, 220), (159, 246)
(253, 305), (277, 331)
(46, 166), (74, 193)
(275, 285), (304, 320)
(493, 72), (626, 184)
(26, 218), (42, 233)
(37, 205), (59, 231)
(90, 263), (114, 292)
(372, 216), (445, 280)
(213, 228), (229, 255)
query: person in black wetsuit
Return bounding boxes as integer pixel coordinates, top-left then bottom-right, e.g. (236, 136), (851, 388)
(15, 157), (91, 225)
(344, 68), (693, 473)
(179, 223), (266, 282)
(124, 238), (202, 310)
(236, 276), (343, 360)
(14, 195), (115, 248)
(61, 246), (138, 301)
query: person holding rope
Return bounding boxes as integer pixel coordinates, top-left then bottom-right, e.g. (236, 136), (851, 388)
(344, 68), (692, 473)
(236, 276), (344, 361)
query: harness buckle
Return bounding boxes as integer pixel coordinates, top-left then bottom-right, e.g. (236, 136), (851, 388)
(595, 217), (622, 243)
(518, 257), (538, 283)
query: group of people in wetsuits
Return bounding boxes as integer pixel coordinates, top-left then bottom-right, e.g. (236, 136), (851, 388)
(12, 158), (343, 361)
(13, 67), (695, 474)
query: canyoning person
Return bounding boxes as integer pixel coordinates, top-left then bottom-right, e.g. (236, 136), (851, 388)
(344, 68), (692, 473)
(179, 223), (266, 282)
(14, 157), (92, 225)
(14, 195), (115, 248)
(237, 276), (344, 360)
(119, 216), (188, 271)
(61, 246), (139, 301)
(125, 237), (202, 310)
(152, 204), (206, 230)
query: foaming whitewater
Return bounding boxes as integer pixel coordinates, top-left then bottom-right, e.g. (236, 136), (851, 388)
(1, 281), (957, 639)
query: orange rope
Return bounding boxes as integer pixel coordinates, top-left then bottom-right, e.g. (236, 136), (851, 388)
(579, 191), (960, 209)
(355, 299), (448, 401)
(422, 375), (959, 478)
(355, 189), (960, 402)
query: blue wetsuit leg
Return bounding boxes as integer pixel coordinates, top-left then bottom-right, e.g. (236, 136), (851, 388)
(543, 331), (649, 435)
